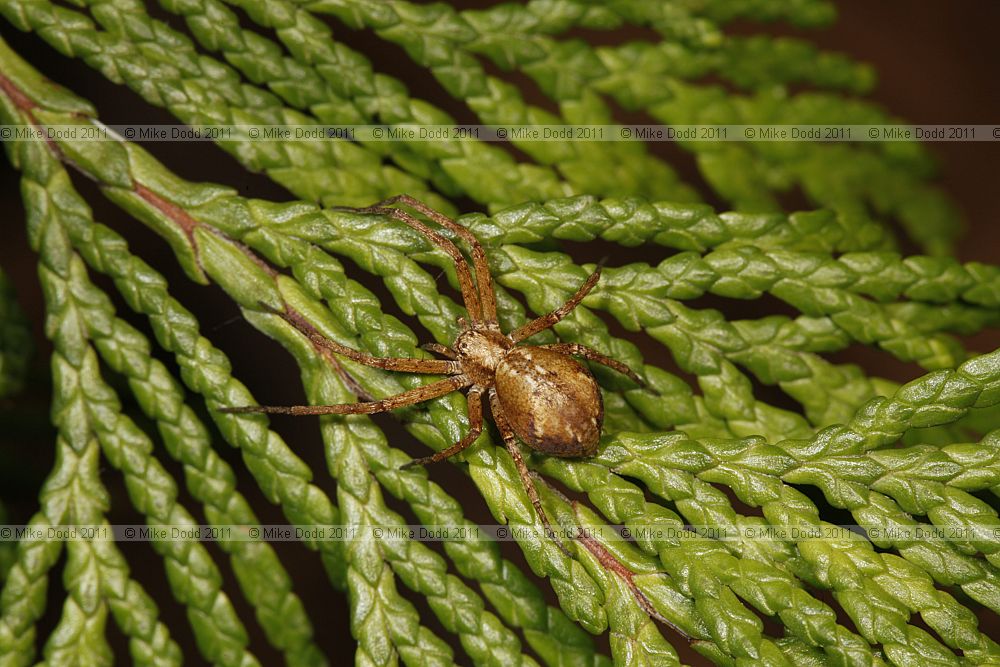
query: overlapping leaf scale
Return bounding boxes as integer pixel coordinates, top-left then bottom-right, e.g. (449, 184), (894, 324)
(0, 268), (31, 399)
(1, 0), (443, 209)
(288, 0), (697, 204)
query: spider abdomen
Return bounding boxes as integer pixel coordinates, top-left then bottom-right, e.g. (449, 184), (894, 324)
(494, 347), (603, 457)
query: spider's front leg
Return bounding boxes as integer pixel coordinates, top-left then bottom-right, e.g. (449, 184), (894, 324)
(220, 301), (470, 413)
(420, 342), (457, 359)
(256, 301), (458, 374)
(335, 195), (499, 325)
(509, 265), (602, 343)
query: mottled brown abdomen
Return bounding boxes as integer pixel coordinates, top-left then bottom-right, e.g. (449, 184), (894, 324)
(494, 347), (603, 457)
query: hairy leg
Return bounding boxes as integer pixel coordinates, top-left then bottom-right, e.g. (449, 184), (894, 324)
(538, 343), (646, 387)
(259, 302), (458, 374)
(338, 201), (483, 321)
(489, 389), (571, 557)
(220, 375), (470, 416)
(508, 266), (602, 343)
(420, 343), (457, 359)
(400, 387), (484, 469)
(367, 194), (499, 325)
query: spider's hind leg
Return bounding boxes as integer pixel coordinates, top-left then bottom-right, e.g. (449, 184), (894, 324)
(488, 389), (572, 557)
(539, 342), (646, 388)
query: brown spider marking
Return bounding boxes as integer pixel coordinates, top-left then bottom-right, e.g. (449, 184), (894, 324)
(219, 194), (648, 549)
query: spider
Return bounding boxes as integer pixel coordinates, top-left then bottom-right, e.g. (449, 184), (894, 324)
(221, 195), (645, 545)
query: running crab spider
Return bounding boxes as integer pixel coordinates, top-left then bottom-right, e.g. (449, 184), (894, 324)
(221, 195), (646, 546)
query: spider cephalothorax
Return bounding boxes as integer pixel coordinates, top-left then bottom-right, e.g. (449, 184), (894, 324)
(451, 324), (510, 386)
(221, 195), (645, 542)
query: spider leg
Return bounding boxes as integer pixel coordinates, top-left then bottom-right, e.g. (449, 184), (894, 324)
(220, 375), (470, 416)
(335, 200), (484, 321)
(508, 266), (602, 343)
(420, 342), (457, 360)
(488, 389), (571, 557)
(538, 343), (646, 387)
(400, 387), (484, 469)
(363, 195), (499, 325)
(257, 301), (459, 374)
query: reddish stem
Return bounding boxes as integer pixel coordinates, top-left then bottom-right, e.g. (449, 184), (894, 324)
(572, 503), (692, 642)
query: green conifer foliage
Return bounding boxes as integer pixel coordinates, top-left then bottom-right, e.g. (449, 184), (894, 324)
(0, 3), (997, 665)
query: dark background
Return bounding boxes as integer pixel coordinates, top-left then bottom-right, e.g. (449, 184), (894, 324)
(1, 2), (999, 664)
